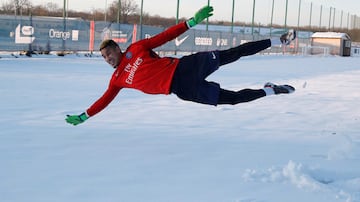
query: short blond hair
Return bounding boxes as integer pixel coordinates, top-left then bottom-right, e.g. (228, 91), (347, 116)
(99, 39), (119, 51)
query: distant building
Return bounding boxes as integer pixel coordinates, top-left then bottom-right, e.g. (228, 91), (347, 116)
(351, 42), (360, 57)
(310, 32), (352, 56)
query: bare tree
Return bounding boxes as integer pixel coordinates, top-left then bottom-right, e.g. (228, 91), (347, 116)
(0, 1), (14, 14)
(12, 0), (32, 16)
(45, 2), (60, 13)
(108, 0), (139, 23)
(44, 2), (62, 16)
(91, 8), (105, 21)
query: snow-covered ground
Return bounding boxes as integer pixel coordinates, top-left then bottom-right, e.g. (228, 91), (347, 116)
(1, 53), (360, 202)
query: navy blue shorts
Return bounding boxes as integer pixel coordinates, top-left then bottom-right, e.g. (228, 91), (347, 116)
(170, 51), (220, 106)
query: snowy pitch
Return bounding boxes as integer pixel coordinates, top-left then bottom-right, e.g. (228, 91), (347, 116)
(1, 53), (360, 202)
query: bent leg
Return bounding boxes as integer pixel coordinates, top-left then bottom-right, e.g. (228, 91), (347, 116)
(217, 88), (266, 105)
(219, 39), (271, 66)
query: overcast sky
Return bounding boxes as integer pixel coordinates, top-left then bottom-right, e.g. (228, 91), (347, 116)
(27, 0), (360, 27)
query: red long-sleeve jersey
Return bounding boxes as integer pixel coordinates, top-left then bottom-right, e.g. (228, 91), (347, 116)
(86, 22), (189, 117)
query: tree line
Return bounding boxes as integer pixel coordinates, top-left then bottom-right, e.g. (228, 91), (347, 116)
(0, 0), (188, 27)
(1, 0), (359, 41)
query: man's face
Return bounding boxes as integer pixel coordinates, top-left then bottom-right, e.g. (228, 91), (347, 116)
(101, 46), (121, 68)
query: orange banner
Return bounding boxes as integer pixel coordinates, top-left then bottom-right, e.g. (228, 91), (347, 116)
(132, 24), (137, 43)
(89, 21), (95, 52)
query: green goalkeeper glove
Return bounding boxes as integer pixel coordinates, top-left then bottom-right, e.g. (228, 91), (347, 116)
(65, 112), (89, 126)
(187, 5), (214, 27)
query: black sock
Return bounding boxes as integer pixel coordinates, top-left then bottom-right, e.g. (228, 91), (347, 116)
(219, 39), (271, 66)
(217, 88), (266, 105)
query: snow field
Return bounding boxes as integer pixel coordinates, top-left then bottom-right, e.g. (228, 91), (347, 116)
(0, 54), (360, 202)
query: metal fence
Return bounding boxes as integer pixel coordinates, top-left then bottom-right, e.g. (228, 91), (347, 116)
(0, 14), (310, 54)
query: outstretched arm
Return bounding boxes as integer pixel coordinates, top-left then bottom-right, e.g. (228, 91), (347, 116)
(141, 5), (214, 49)
(65, 85), (121, 126)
